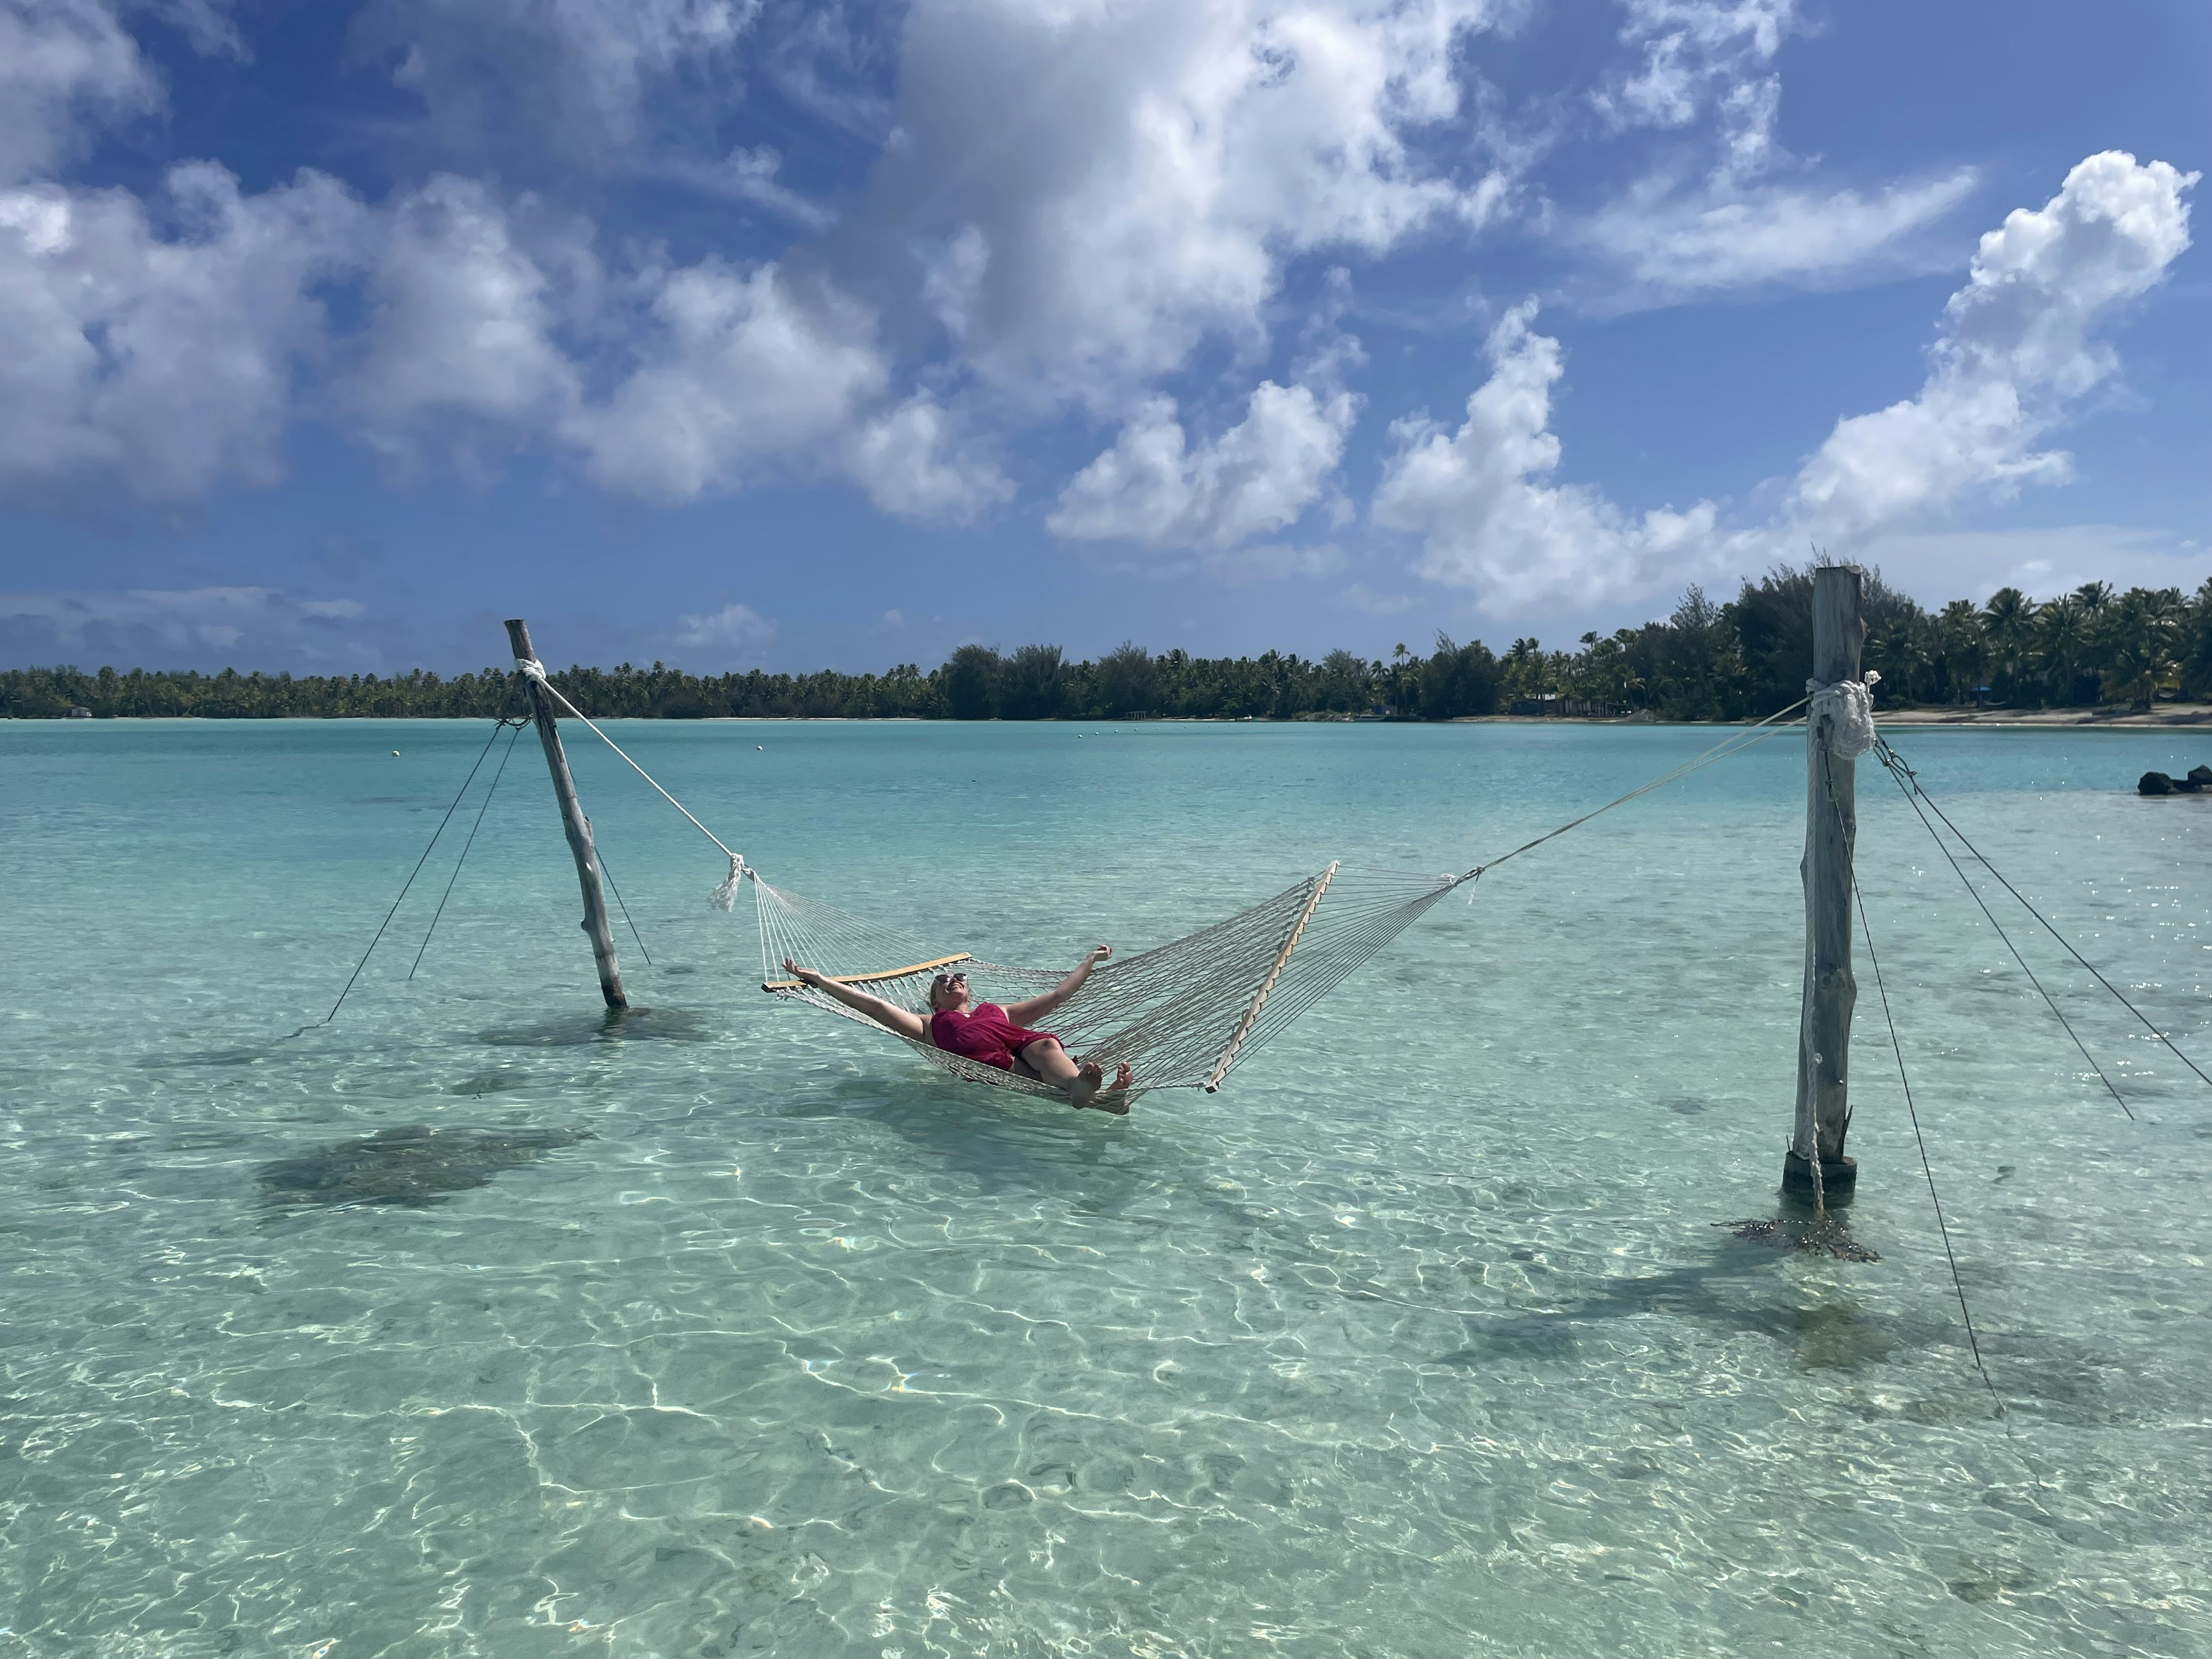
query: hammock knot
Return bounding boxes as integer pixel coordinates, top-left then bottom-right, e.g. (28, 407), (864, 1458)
(710, 853), (747, 911)
(513, 656), (548, 683)
(1806, 670), (1880, 760)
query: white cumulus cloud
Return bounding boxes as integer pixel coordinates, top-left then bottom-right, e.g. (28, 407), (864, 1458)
(842, 393), (1013, 522)
(1786, 151), (2196, 541)
(565, 259), (1007, 518)
(0, 0), (158, 183)
(1050, 380), (1359, 552)
(879, 0), (1508, 410)
(0, 163), (365, 509)
(1378, 152), (2197, 612)
(570, 260), (888, 500)
(1373, 302), (1716, 606)
(350, 175), (588, 464)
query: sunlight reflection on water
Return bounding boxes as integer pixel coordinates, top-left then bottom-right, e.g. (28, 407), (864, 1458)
(2, 718), (2209, 1657)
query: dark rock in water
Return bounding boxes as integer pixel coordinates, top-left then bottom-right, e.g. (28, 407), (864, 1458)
(256, 1124), (594, 1209)
(2139, 771), (2174, 796)
(2191, 765), (2212, 787)
(2175, 774), (2205, 793)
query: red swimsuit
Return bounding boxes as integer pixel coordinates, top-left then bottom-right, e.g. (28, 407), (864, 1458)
(929, 1003), (1058, 1071)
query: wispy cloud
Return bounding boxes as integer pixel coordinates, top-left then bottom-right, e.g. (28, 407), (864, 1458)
(1579, 168), (1978, 299)
(661, 146), (837, 229)
(0, 585), (380, 668)
(668, 601), (775, 667)
(1340, 584), (1417, 616)
(1857, 526), (2209, 608)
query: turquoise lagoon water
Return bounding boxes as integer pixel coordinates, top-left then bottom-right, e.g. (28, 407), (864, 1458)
(3, 717), (2210, 1658)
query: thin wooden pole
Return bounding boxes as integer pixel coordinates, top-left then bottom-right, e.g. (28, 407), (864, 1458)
(1787, 566), (1863, 1195)
(1206, 862), (1337, 1092)
(505, 618), (627, 1010)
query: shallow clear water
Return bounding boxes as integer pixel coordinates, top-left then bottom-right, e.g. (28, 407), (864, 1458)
(3, 717), (2210, 1658)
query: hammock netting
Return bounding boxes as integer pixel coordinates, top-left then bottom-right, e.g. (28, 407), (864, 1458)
(749, 864), (1467, 1100)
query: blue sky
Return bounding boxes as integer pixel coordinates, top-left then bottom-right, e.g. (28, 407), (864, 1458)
(0, 0), (2204, 675)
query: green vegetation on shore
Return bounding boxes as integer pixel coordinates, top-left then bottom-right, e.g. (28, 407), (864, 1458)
(7, 567), (2209, 721)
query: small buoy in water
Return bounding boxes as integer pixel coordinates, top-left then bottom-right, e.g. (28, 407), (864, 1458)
(391, 749), (400, 756)
(757, 744), (764, 751)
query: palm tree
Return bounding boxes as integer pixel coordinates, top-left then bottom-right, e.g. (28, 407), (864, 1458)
(2036, 594), (2091, 705)
(2073, 581), (2125, 698)
(1863, 614), (1913, 702)
(2184, 579), (2212, 701)
(2103, 588), (2183, 709)
(1979, 587), (2038, 704)
(1937, 599), (1984, 703)
(1502, 637), (1548, 704)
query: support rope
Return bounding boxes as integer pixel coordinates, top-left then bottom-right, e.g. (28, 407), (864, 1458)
(1872, 741), (2133, 1118)
(594, 846), (655, 967)
(408, 719), (524, 979)
(287, 717), (529, 1037)
(1877, 738), (2212, 1100)
(1854, 877), (2003, 1417)
(513, 659), (743, 873)
(1459, 698), (1809, 884)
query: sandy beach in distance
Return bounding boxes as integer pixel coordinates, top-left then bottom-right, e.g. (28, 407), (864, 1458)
(1851, 704), (2212, 728)
(1455, 704), (2212, 729)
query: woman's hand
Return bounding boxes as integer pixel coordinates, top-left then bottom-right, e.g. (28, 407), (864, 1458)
(1088, 945), (1113, 966)
(782, 957), (824, 987)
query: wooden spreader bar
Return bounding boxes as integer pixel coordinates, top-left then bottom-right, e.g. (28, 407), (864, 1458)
(762, 953), (972, 993)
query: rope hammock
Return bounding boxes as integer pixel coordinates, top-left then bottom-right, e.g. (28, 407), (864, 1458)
(514, 659), (1805, 1100)
(752, 863), (1463, 1100)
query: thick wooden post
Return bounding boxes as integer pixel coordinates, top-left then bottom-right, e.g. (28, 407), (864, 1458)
(505, 618), (626, 1010)
(1786, 566), (1864, 1195)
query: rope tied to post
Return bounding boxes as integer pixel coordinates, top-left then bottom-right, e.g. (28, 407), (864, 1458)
(514, 653), (748, 908)
(710, 854), (748, 912)
(1806, 669), (1881, 758)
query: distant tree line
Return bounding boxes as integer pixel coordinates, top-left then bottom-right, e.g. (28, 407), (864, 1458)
(6, 567), (2209, 722)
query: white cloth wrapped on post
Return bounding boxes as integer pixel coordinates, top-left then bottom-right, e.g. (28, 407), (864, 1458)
(1806, 669), (1881, 758)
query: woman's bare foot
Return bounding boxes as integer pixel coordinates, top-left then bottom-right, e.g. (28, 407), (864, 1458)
(1071, 1060), (1133, 1115)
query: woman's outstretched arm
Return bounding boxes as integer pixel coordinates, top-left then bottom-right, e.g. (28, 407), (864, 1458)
(1005, 946), (1111, 1027)
(781, 959), (928, 1041)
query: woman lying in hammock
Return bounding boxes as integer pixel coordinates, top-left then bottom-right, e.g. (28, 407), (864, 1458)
(778, 949), (1135, 1112)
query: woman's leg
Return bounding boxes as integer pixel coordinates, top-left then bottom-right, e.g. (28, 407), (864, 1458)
(1015, 1037), (1080, 1086)
(1017, 1039), (1131, 1112)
